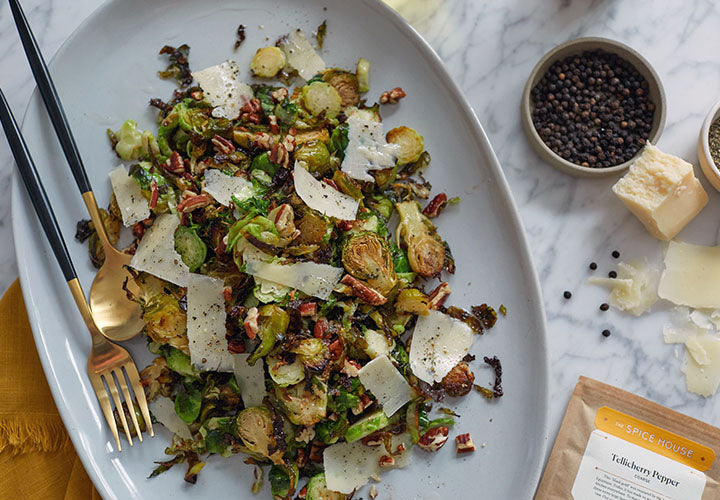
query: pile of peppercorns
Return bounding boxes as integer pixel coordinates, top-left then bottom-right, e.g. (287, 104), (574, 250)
(531, 50), (655, 168)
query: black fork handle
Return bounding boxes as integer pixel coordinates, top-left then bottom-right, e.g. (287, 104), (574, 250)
(9, 0), (92, 194)
(0, 89), (77, 282)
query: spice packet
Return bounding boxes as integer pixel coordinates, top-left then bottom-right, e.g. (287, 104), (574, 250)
(535, 377), (720, 499)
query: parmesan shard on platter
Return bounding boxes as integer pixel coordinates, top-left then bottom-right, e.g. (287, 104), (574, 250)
(233, 354), (266, 407)
(108, 165), (149, 226)
(130, 213), (189, 286)
(341, 115), (399, 182)
(203, 169), (254, 206)
(186, 273), (234, 372)
(192, 61), (254, 120)
(358, 355), (413, 417)
(148, 396), (193, 440)
(293, 162), (359, 220)
(612, 144), (708, 241)
(278, 30), (325, 81)
(658, 241), (720, 309)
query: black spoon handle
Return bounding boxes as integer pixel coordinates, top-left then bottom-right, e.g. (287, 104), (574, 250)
(9, 0), (92, 194)
(0, 89), (77, 282)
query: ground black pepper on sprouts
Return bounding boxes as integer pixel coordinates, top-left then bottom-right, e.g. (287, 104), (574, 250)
(709, 118), (720, 166)
(531, 50), (655, 168)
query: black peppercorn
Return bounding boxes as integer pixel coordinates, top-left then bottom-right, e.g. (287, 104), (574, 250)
(608, 271), (618, 278)
(600, 303), (610, 311)
(612, 250), (620, 258)
(602, 329), (611, 337)
(563, 291), (572, 299)
(589, 262), (598, 270)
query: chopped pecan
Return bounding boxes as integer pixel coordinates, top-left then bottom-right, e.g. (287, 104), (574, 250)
(313, 317), (328, 338)
(340, 275), (387, 305)
(254, 132), (274, 150)
(423, 193), (448, 218)
(268, 115), (280, 135)
(309, 441), (324, 462)
(148, 180), (159, 210)
(222, 286), (233, 302)
(379, 87), (406, 104)
(176, 193), (212, 213)
(164, 151), (186, 175)
(369, 485), (378, 499)
(361, 433), (385, 447)
(272, 204), (295, 238)
(281, 134), (296, 152)
(378, 455), (395, 467)
(268, 142), (289, 168)
(271, 87), (288, 102)
(241, 98), (262, 114)
(341, 359), (361, 378)
(211, 134), (235, 155)
(440, 362), (475, 397)
(335, 219), (359, 232)
(298, 302), (317, 316)
(243, 307), (259, 339)
(427, 282), (451, 310)
(455, 433), (475, 453)
(418, 426), (449, 452)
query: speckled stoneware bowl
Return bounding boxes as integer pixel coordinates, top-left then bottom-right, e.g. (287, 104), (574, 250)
(697, 98), (720, 192)
(521, 37), (667, 178)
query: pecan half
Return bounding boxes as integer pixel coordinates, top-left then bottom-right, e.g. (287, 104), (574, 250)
(427, 282), (451, 310)
(176, 193), (212, 213)
(455, 433), (475, 453)
(298, 302), (317, 317)
(422, 193), (448, 218)
(418, 426), (449, 452)
(272, 204), (295, 238)
(268, 115), (280, 135)
(379, 87), (406, 104)
(268, 142), (290, 168)
(211, 134), (235, 155)
(340, 275), (387, 305)
(164, 151), (186, 175)
(243, 307), (259, 339)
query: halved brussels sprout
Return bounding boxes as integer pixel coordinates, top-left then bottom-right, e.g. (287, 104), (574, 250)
(294, 140), (331, 175)
(342, 232), (397, 295)
(274, 378), (328, 426)
(302, 82), (342, 118)
(143, 293), (188, 353)
(290, 338), (331, 372)
(386, 126), (424, 165)
(395, 201), (446, 278)
(395, 288), (430, 315)
(306, 473), (348, 500)
(248, 305), (290, 365)
(250, 47), (286, 78)
(323, 69), (360, 107)
(268, 355), (305, 387)
(236, 406), (285, 464)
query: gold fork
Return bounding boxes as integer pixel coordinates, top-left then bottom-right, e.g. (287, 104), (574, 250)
(0, 89), (154, 451)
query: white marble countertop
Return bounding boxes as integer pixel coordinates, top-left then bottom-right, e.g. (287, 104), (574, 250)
(1, 0), (719, 470)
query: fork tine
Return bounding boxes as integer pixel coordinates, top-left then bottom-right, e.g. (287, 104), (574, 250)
(106, 371), (133, 447)
(89, 372), (121, 452)
(124, 362), (154, 437)
(116, 367), (143, 443)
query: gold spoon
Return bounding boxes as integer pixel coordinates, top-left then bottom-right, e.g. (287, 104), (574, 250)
(11, 0), (144, 341)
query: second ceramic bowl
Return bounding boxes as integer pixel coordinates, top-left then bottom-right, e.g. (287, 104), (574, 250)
(521, 37), (667, 178)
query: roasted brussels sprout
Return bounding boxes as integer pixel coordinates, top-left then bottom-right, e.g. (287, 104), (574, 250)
(440, 362), (475, 397)
(250, 47), (286, 78)
(140, 357), (175, 400)
(306, 473), (348, 500)
(395, 201), (446, 278)
(274, 378), (327, 426)
(356, 58), (370, 93)
(294, 140), (331, 175)
(386, 126), (424, 165)
(395, 288), (430, 315)
(302, 82), (342, 118)
(345, 410), (389, 442)
(248, 305), (290, 365)
(323, 69), (360, 107)
(342, 232), (397, 295)
(268, 355), (305, 387)
(235, 406), (285, 465)
(290, 338), (332, 373)
(174, 226), (207, 272)
(143, 292), (188, 353)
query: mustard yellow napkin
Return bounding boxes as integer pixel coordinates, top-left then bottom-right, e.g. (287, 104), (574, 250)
(0, 279), (100, 499)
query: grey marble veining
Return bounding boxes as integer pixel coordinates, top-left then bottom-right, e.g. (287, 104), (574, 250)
(1, 0), (720, 467)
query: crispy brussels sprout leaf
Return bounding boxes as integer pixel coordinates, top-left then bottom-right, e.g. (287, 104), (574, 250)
(174, 384), (202, 424)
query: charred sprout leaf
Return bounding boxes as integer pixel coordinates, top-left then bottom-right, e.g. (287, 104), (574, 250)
(442, 240), (456, 274)
(395, 288), (429, 315)
(356, 58), (370, 93)
(254, 85), (281, 116)
(395, 201), (445, 278)
(345, 410), (389, 442)
(236, 406), (285, 465)
(328, 124), (349, 159)
(323, 69), (360, 107)
(474, 385), (495, 399)
(269, 464), (299, 498)
(314, 20), (327, 49)
(499, 304), (507, 316)
(440, 362), (475, 397)
(307, 473), (348, 500)
(149, 455), (184, 479)
(342, 232), (397, 295)
(471, 304), (498, 329)
(251, 465), (264, 494)
(406, 399), (420, 444)
(164, 346), (197, 378)
(484, 356), (503, 398)
(184, 453), (205, 484)
(158, 44), (193, 88)
(174, 226), (207, 272)
(234, 24), (246, 51)
(389, 242), (411, 274)
(174, 384), (202, 424)
(275, 98), (298, 126)
(402, 150), (431, 175)
(439, 407), (460, 417)
(422, 416), (455, 431)
(443, 306), (484, 334)
(332, 170), (363, 201)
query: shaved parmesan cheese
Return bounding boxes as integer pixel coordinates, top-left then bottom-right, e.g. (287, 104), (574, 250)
(682, 335), (720, 397)
(689, 309), (718, 331)
(659, 241), (720, 309)
(341, 115), (399, 182)
(358, 355), (412, 417)
(663, 307), (707, 344)
(685, 336), (710, 365)
(187, 273), (233, 372)
(294, 162), (358, 220)
(243, 246), (343, 300)
(587, 261), (659, 316)
(203, 169), (254, 206)
(130, 214), (189, 286)
(279, 30), (325, 81)
(323, 434), (412, 494)
(233, 353), (266, 407)
(192, 61), (254, 120)
(108, 165), (149, 226)
(409, 310), (474, 384)
(149, 396), (192, 440)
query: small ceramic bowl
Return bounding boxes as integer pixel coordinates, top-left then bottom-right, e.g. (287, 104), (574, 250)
(521, 37), (667, 178)
(697, 99), (720, 192)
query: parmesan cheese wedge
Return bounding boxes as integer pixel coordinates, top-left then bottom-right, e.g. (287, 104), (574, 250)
(358, 355), (412, 417)
(243, 245), (343, 300)
(341, 115), (399, 182)
(294, 162), (358, 220)
(192, 61), (254, 120)
(409, 309), (474, 384)
(203, 169), (254, 206)
(658, 241), (720, 309)
(278, 30), (325, 81)
(186, 273), (234, 372)
(323, 434), (412, 494)
(233, 353), (266, 407)
(130, 214), (189, 286)
(108, 165), (149, 226)
(148, 396), (192, 440)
